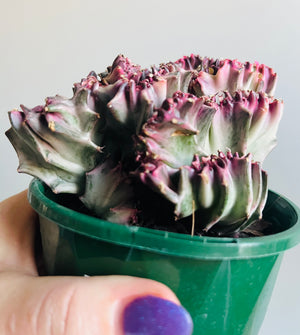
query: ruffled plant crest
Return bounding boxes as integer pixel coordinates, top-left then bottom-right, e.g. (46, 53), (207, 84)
(138, 151), (267, 235)
(6, 54), (283, 236)
(138, 90), (283, 167)
(6, 85), (101, 194)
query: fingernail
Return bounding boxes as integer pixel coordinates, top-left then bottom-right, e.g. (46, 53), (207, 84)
(122, 295), (193, 335)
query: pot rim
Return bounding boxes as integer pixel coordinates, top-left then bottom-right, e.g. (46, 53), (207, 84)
(29, 178), (300, 260)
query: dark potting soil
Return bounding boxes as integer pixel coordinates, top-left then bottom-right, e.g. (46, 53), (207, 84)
(48, 188), (276, 238)
(131, 218), (273, 238)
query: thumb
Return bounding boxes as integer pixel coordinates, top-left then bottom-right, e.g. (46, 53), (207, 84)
(0, 272), (193, 335)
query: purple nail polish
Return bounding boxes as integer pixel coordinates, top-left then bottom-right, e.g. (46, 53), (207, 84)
(123, 295), (193, 335)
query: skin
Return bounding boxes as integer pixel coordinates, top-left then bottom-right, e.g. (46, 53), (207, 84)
(0, 191), (180, 335)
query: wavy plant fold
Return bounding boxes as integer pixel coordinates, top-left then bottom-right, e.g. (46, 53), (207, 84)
(6, 54), (283, 235)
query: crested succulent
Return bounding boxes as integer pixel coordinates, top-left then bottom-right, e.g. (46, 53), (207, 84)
(138, 90), (283, 168)
(138, 151), (267, 234)
(6, 85), (101, 194)
(6, 54), (283, 236)
(158, 55), (277, 97)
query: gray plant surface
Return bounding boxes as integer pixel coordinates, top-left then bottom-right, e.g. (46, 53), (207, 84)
(6, 54), (283, 235)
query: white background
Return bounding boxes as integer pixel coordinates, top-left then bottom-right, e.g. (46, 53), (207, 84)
(0, 1), (299, 334)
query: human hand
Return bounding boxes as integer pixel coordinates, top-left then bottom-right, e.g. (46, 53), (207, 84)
(0, 191), (193, 335)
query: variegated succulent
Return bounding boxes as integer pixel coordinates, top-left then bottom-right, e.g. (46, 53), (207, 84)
(138, 151), (267, 234)
(138, 90), (283, 167)
(6, 86), (101, 194)
(6, 54), (283, 236)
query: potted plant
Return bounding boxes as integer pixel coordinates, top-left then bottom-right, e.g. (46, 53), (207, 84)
(6, 54), (300, 335)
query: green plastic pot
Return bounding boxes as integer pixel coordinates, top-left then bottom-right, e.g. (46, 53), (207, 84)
(28, 178), (300, 335)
